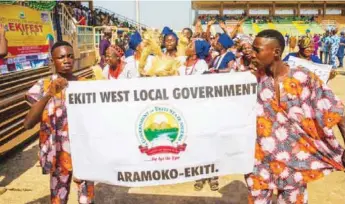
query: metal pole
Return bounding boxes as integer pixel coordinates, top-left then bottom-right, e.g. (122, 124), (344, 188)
(54, 2), (62, 41)
(190, 8), (193, 28)
(136, 0), (141, 32)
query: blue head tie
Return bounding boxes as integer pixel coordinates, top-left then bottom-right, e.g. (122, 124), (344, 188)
(129, 31), (142, 50)
(161, 26), (179, 45)
(218, 33), (234, 49)
(194, 40), (210, 59)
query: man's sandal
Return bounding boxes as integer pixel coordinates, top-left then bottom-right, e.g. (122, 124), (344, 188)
(208, 178), (219, 191)
(194, 180), (205, 191)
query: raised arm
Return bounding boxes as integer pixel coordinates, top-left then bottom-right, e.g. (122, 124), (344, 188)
(194, 19), (203, 36)
(219, 21), (228, 35)
(229, 18), (246, 39)
(24, 94), (52, 129)
(205, 20), (215, 42)
(24, 78), (68, 129)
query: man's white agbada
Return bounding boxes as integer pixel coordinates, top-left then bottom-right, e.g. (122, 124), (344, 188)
(65, 72), (257, 187)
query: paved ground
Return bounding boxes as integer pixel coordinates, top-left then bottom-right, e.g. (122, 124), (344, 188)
(0, 71), (344, 204)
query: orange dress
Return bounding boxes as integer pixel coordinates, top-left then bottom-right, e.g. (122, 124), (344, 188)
(246, 66), (344, 190)
(26, 74), (94, 204)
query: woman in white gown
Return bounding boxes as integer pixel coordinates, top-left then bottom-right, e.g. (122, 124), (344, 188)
(161, 27), (188, 67)
(123, 31), (153, 78)
(102, 45), (126, 80)
(179, 39), (211, 76)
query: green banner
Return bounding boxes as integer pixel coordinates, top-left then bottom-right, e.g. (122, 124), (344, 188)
(0, 1), (56, 11)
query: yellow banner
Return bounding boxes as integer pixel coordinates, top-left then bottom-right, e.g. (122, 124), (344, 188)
(0, 5), (54, 56)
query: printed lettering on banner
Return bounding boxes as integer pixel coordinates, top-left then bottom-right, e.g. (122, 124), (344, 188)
(66, 72), (258, 187)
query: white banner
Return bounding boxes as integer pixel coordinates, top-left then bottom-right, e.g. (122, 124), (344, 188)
(66, 72), (257, 187)
(287, 56), (332, 83)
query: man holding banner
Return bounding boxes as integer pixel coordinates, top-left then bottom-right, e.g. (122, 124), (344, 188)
(24, 41), (94, 204)
(24, 29), (345, 204)
(247, 29), (345, 203)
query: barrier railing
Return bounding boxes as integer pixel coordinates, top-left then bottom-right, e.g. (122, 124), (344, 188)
(322, 20), (337, 25)
(321, 20), (338, 30)
(225, 20), (240, 26)
(51, 3), (141, 65)
(0, 3), (100, 157)
(93, 26), (131, 60)
(0, 66), (94, 158)
(58, 3), (77, 38)
(54, 4), (135, 63)
(77, 26), (94, 53)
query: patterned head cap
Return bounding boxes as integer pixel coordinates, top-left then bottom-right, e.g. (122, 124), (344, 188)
(298, 37), (313, 49)
(107, 45), (124, 58)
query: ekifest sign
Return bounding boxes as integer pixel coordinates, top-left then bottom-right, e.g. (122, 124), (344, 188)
(66, 72), (257, 187)
(0, 5), (54, 56)
(0, 5), (54, 73)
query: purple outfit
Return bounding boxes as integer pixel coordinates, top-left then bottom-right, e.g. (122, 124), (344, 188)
(99, 39), (111, 69)
(313, 35), (320, 56)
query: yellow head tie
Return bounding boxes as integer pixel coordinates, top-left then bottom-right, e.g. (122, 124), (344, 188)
(139, 29), (181, 77)
(298, 37), (313, 49)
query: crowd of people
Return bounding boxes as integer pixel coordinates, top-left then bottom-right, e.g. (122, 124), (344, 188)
(64, 2), (137, 29)
(248, 15), (315, 24)
(20, 13), (345, 204)
(285, 28), (345, 69)
(198, 14), (245, 25)
(198, 14), (316, 25)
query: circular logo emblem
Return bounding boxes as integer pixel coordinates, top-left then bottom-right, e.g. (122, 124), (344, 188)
(19, 12), (25, 19)
(136, 105), (187, 156)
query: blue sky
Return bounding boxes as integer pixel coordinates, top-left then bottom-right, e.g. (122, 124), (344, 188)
(94, 0), (193, 31)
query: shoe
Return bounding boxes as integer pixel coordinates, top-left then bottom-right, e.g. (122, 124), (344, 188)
(194, 180), (205, 191)
(208, 178), (219, 191)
